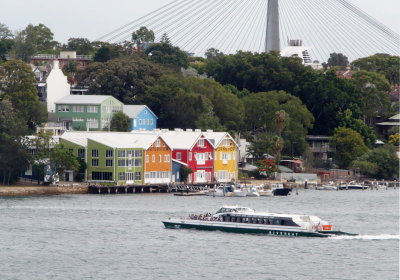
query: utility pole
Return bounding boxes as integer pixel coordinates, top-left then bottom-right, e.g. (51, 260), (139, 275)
(266, 0), (280, 52)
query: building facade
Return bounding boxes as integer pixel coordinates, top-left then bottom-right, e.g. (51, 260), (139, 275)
(144, 137), (172, 184)
(123, 105), (158, 131)
(55, 95), (123, 131)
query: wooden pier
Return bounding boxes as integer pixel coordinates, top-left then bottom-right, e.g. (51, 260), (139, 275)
(88, 184), (213, 195)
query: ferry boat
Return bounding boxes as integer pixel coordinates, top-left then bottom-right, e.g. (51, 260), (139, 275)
(162, 206), (356, 238)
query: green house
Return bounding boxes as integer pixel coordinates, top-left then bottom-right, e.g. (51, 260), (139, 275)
(55, 95), (123, 131)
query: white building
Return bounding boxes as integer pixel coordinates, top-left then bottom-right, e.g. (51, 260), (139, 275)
(281, 40), (322, 70)
(45, 60), (71, 113)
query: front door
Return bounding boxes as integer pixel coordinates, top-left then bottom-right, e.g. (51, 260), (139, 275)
(196, 170), (206, 183)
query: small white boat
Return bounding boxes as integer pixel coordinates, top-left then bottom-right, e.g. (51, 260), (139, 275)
(205, 185), (235, 197)
(243, 186), (260, 197)
(316, 182), (338, 190)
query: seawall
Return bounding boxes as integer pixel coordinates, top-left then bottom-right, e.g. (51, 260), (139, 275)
(0, 185), (88, 197)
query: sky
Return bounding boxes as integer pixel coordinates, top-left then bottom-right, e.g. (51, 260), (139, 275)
(3, 0), (399, 44)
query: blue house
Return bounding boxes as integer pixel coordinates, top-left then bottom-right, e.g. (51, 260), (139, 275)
(123, 105), (158, 131)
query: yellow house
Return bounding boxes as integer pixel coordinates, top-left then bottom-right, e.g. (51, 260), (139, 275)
(204, 132), (239, 183)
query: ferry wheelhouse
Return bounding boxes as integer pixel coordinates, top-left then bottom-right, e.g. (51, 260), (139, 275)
(162, 206), (356, 238)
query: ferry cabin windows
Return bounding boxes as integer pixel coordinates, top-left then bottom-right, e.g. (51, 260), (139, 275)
(219, 215), (298, 227)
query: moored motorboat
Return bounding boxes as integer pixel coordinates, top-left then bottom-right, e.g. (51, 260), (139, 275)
(162, 206), (356, 237)
(270, 184), (292, 196)
(316, 182), (338, 190)
(204, 185), (235, 197)
(338, 181), (368, 190)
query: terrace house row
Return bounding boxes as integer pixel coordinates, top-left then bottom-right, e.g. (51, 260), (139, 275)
(59, 130), (238, 185)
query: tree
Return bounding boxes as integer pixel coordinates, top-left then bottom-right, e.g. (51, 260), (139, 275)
(146, 42), (189, 68)
(93, 43), (123, 62)
(205, 48), (224, 59)
(160, 33), (170, 44)
(352, 145), (399, 179)
(388, 133), (400, 146)
(64, 37), (93, 54)
(142, 75), (244, 131)
(326, 53), (349, 67)
(352, 54), (400, 85)
(49, 145), (80, 180)
(79, 56), (161, 104)
(180, 166), (193, 183)
(243, 91), (314, 155)
(351, 70), (391, 121)
(0, 38), (14, 62)
(0, 23), (13, 39)
(330, 127), (368, 169)
(0, 59), (47, 129)
(255, 158), (278, 178)
(0, 100), (31, 185)
(110, 111), (131, 132)
(13, 24), (58, 61)
(337, 109), (376, 148)
(131, 26), (155, 51)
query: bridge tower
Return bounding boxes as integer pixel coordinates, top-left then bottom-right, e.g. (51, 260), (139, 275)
(266, 0), (280, 52)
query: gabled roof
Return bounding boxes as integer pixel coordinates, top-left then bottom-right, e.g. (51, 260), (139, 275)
(123, 105), (158, 119)
(203, 131), (238, 148)
(60, 131), (165, 150)
(55, 95), (117, 105)
(157, 131), (213, 150)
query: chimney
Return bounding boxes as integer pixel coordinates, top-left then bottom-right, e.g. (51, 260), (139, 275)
(52, 60), (60, 70)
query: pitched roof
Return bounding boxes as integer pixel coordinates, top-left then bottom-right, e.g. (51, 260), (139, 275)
(60, 131), (161, 149)
(122, 105), (158, 119)
(88, 133), (159, 149)
(202, 131), (238, 147)
(159, 131), (211, 150)
(55, 95), (116, 105)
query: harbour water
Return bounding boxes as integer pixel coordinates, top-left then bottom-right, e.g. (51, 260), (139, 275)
(0, 189), (398, 280)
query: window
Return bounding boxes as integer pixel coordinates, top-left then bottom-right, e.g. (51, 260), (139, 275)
(92, 172), (112, 181)
(150, 119), (153, 125)
(92, 159), (99, 166)
(92, 149), (99, 157)
(87, 119), (99, 129)
(118, 150), (126, 158)
(164, 155), (170, 162)
(159, 155), (162, 162)
(155, 139), (161, 147)
(118, 160), (126, 167)
(135, 150), (142, 157)
(87, 106), (98, 113)
(135, 159), (142, 166)
(106, 150), (113, 158)
(73, 118), (84, 122)
(135, 172), (141, 181)
(146, 155), (149, 163)
(152, 155), (155, 163)
(78, 149), (85, 159)
(73, 105), (84, 112)
(198, 139), (204, 147)
(119, 172), (126, 180)
(139, 119), (143, 125)
(58, 105), (69, 112)
(189, 152), (192, 161)
(144, 110), (148, 114)
(106, 159), (113, 167)
(176, 152), (182, 161)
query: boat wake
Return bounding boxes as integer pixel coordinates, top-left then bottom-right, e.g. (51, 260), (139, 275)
(330, 234), (399, 240)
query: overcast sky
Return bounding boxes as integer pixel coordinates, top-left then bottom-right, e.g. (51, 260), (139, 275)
(3, 0), (399, 43)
